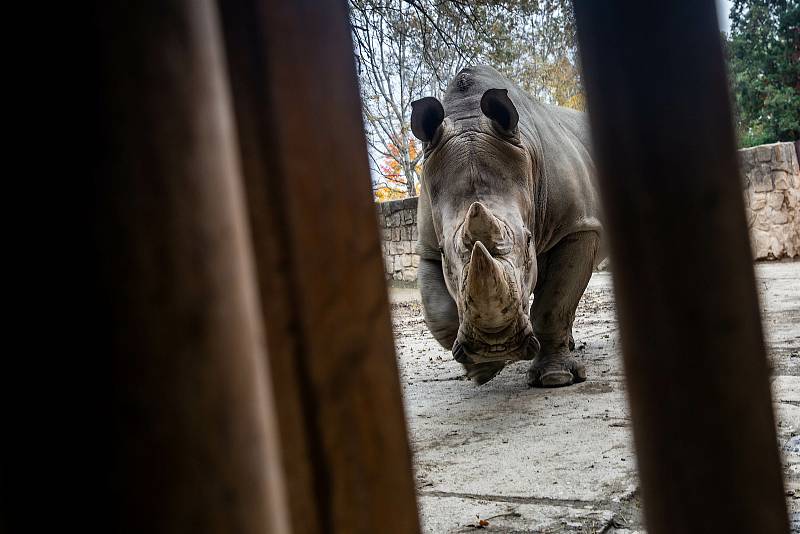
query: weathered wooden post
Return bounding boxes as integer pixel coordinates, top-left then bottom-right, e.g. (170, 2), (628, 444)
(88, 1), (290, 532)
(217, 1), (421, 533)
(572, 1), (789, 532)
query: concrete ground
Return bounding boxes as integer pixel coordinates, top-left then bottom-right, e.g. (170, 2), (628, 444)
(389, 262), (800, 533)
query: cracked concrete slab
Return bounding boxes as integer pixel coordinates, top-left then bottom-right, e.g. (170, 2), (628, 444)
(390, 262), (799, 533)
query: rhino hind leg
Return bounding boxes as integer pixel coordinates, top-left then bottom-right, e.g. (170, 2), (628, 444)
(528, 231), (598, 388)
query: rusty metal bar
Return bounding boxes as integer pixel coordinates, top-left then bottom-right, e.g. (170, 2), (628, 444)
(217, 1), (420, 533)
(572, 1), (789, 532)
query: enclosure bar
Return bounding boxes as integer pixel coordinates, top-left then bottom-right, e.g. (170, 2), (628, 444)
(217, 2), (322, 529)
(572, 1), (789, 532)
(89, 1), (290, 532)
(217, 1), (421, 533)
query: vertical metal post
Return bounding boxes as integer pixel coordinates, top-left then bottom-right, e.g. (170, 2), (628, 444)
(573, 1), (789, 532)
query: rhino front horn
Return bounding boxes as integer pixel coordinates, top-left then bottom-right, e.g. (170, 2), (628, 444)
(465, 241), (516, 331)
(463, 202), (506, 251)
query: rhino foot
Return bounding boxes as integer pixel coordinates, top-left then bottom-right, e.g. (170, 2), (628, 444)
(527, 352), (586, 388)
(463, 361), (506, 385)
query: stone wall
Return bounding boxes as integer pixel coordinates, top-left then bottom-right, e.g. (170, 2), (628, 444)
(377, 142), (800, 284)
(740, 142), (800, 260)
(376, 197), (419, 284)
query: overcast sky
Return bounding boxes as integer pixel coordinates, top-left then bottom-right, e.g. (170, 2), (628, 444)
(716, 0), (733, 33)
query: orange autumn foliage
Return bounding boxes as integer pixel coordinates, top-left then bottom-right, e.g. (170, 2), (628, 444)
(374, 185), (408, 202)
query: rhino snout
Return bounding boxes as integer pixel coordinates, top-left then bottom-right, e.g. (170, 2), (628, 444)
(452, 317), (538, 364)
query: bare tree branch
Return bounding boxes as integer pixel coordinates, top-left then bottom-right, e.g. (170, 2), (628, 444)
(349, 0), (582, 200)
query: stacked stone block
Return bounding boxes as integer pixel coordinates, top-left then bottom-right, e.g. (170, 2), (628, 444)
(376, 197), (420, 283)
(740, 142), (800, 259)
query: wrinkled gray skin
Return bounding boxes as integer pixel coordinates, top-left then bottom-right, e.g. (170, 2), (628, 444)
(412, 66), (605, 387)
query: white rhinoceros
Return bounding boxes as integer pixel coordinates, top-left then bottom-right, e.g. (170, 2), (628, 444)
(411, 65), (605, 387)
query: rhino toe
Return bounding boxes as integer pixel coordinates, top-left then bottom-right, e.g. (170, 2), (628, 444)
(527, 354), (586, 388)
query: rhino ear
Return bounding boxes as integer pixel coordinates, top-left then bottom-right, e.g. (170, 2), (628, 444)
(411, 97), (445, 142)
(480, 88), (519, 133)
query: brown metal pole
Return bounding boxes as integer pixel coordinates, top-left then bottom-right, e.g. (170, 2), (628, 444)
(572, 1), (789, 533)
(216, 1), (420, 533)
(87, 1), (289, 532)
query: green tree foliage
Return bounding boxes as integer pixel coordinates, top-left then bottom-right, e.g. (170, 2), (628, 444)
(727, 0), (800, 147)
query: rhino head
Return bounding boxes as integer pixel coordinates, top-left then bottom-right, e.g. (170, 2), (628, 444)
(411, 88), (541, 371)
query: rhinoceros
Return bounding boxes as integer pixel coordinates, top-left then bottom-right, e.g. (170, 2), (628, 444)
(411, 65), (605, 387)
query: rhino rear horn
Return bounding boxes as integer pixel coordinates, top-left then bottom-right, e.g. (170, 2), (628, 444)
(463, 202), (506, 251)
(480, 88), (519, 133)
(465, 242), (515, 331)
(411, 97), (444, 142)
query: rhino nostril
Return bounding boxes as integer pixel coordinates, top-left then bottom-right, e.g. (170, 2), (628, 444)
(452, 339), (470, 363)
(522, 335), (541, 360)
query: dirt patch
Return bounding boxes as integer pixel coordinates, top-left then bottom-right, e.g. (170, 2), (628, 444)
(575, 381), (615, 395)
(392, 264), (800, 533)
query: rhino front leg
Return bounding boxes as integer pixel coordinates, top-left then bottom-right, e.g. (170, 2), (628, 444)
(528, 231), (599, 387)
(418, 258), (458, 348)
(418, 258), (504, 384)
